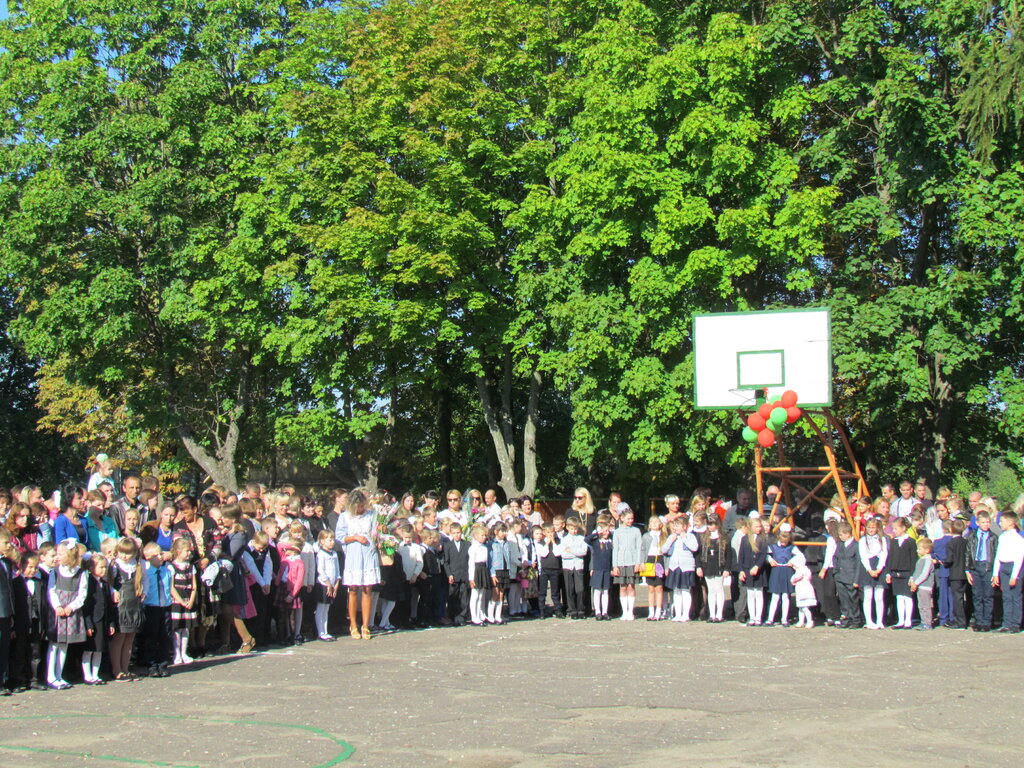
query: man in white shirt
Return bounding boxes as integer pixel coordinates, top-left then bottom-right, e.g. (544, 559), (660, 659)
(890, 481), (917, 519)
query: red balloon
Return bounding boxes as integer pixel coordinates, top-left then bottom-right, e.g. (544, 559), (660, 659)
(780, 390), (799, 408)
(757, 402), (773, 420)
(757, 429), (776, 448)
(786, 406), (801, 423)
(747, 413), (767, 431)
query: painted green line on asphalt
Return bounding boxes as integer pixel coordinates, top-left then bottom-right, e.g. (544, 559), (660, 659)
(0, 713), (355, 767)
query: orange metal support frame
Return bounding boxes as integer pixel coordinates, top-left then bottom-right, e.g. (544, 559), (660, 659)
(747, 408), (869, 537)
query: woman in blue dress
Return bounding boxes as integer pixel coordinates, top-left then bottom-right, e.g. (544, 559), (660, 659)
(335, 490), (380, 640)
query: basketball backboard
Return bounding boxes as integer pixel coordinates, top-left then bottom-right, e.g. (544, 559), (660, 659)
(692, 308), (831, 409)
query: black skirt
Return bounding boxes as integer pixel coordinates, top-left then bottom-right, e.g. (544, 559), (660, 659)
(665, 568), (694, 590)
(472, 562), (490, 589)
(493, 569), (510, 591)
(590, 570), (611, 590)
(890, 573), (912, 598)
(644, 555), (664, 587)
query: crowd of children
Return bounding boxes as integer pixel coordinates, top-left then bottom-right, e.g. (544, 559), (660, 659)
(1, 475), (1023, 695)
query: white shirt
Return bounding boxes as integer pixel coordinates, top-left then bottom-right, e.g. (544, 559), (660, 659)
(994, 530), (1024, 581)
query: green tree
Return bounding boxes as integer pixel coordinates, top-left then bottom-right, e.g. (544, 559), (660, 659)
(266, 0), (592, 497)
(512, 5), (836, 493)
(775, 0), (1024, 489)
(0, 0), (316, 488)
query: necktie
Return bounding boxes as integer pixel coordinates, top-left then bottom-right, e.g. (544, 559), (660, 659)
(977, 533), (985, 562)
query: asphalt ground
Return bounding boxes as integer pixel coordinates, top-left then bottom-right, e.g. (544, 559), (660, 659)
(0, 616), (1020, 768)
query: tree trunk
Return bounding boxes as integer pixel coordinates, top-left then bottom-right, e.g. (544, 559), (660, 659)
(475, 363), (542, 498)
(436, 351), (453, 490)
(176, 424), (240, 490)
(915, 353), (954, 492)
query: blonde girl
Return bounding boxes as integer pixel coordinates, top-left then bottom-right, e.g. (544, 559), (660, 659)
(46, 542), (89, 689)
(110, 537), (145, 681)
(169, 538), (198, 665)
(640, 515), (667, 620)
(738, 517), (768, 625)
(467, 523), (490, 625)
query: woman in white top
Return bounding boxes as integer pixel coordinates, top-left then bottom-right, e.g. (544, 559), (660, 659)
(335, 490), (380, 640)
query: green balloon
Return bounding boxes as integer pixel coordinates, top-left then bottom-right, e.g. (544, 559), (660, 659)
(742, 426), (758, 443)
(763, 418), (777, 432)
(770, 407), (788, 425)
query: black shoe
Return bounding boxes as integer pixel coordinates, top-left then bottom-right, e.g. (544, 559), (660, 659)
(996, 626), (1014, 633)
(0, 689), (11, 696)
(149, 666), (161, 678)
(29, 681), (48, 691)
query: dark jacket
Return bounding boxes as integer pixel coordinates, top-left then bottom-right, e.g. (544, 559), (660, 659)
(442, 539), (470, 582)
(944, 536), (968, 580)
(965, 529), (998, 570)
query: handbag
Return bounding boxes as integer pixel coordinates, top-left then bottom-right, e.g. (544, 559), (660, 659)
(638, 562), (657, 579)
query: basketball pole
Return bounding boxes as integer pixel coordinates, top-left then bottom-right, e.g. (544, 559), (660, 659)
(749, 407), (867, 537)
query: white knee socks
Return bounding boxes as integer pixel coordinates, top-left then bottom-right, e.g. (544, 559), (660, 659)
(671, 589), (692, 621)
(47, 643), (68, 685)
(470, 589), (487, 624)
(767, 593), (780, 623)
(80, 650), (101, 682)
(314, 603), (329, 637)
(748, 589), (764, 624)
(379, 599), (395, 628)
(707, 576), (725, 620)
(896, 594), (913, 627)
(592, 589), (609, 616)
(508, 583), (523, 615)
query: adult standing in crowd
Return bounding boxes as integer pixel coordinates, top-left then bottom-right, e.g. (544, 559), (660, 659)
(108, 474), (147, 534)
(724, 489), (755, 535)
(52, 485), (94, 547)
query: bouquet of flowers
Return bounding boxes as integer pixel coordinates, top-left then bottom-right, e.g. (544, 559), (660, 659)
(374, 505), (399, 558)
(460, 509), (481, 538)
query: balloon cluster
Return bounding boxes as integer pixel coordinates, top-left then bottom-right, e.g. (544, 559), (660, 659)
(741, 390), (801, 448)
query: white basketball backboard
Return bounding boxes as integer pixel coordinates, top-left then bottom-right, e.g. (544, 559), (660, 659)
(693, 309), (831, 409)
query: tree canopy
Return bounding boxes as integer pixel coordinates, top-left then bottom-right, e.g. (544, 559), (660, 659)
(1, 0), (1021, 499)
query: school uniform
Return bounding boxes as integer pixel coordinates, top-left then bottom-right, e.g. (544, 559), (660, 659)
(993, 530), (1024, 631)
(966, 527), (998, 629)
(535, 539), (563, 617)
(611, 526), (642, 585)
(488, 538), (517, 592)
(888, 534), (917, 599)
(662, 532), (699, 589)
(832, 537), (863, 627)
(912, 555), (935, 629)
(140, 561), (173, 671)
(34, 566), (52, 685)
(813, 535), (840, 623)
(398, 541), (427, 624)
(943, 535), (968, 628)
(0, 557), (12, 692)
(443, 538), (471, 624)
(587, 536), (614, 591)
(423, 545), (447, 623)
(558, 533), (588, 618)
(857, 535), (889, 587)
(736, 535), (767, 589)
(932, 534), (954, 626)
(247, 545), (274, 644)
(468, 540), (490, 590)
(767, 542), (797, 595)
